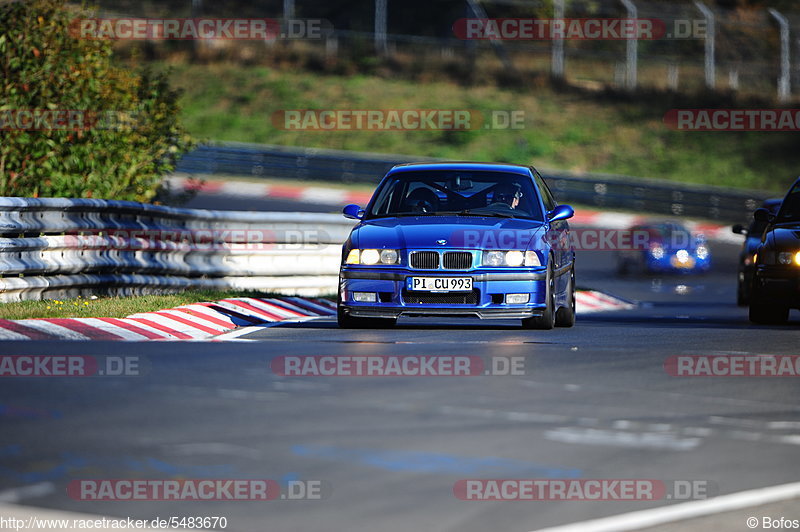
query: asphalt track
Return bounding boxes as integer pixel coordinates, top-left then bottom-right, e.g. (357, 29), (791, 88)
(0, 191), (798, 532)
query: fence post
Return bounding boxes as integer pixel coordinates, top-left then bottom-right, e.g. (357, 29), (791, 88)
(694, 1), (715, 89)
(768, 8), (791, 102)
(551, 0), (564, 79)
(620, 0), (637, 90)
(375, 0), (388, 56)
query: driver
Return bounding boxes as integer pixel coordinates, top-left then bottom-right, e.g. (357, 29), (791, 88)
(492, 183), (523, 209)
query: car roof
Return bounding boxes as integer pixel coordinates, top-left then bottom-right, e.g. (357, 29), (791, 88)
(387, 162), (532, 176)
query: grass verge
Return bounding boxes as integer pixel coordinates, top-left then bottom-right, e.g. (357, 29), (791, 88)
(0, 289), (274, 320)
(156, 62), (798, 193)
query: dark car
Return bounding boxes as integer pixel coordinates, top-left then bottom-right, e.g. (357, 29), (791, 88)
(337, 162), (576, 329)
(616, 221), (711, 275)
(749, 178), (800, 324)
(732, 198), (782, 306)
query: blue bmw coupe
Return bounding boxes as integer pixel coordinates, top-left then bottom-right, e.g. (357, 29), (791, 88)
(337, 162), (576, 329)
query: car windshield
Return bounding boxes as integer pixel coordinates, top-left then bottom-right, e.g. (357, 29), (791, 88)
(775, 182), (800, 223)
(366, 170), (544, 221)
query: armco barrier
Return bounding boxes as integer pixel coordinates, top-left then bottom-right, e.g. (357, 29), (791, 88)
(0, 197), (355, 302)
(175, 142), (770, 223)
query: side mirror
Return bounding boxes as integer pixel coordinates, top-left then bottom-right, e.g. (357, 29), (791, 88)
(753, 208), (772, 223)
(732, 224), (747, 235)
(548, 204), (574, 222)
(342, 204), (364, 220)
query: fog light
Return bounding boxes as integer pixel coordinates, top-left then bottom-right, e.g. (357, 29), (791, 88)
(505, 293), (530, 304)
(353, 292), (377, 303)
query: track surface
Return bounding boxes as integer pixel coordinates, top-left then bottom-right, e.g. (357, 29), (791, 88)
(1, 192), (798, 531)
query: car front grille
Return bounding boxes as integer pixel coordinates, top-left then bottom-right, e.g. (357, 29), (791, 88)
(443, 251), (472, 270)
(410, 251), (440, 269)
(402, 290), (480, 305)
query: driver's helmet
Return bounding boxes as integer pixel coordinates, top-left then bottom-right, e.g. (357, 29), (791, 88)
(404, 187), (439, 214)
(493, 182), (523, 205)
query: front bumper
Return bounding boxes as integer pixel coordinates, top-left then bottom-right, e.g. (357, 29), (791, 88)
(753, 266), (800, 307)
(339, 267), (548, 319)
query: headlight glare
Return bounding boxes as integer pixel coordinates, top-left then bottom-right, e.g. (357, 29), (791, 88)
(795, 252), (800, 266)
(695, 245), (709, 260)
(505, 250), (524, 267)
(360, 249), (381, 265)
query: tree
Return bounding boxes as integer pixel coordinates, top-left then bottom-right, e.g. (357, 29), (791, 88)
(0, 0), (193, 201)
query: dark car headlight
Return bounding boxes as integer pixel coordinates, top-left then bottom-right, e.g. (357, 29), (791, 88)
(777, 251), (800, 266)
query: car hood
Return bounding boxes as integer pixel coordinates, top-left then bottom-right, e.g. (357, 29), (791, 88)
(350, 216), (547, 250)
(765, 223), (800, 249)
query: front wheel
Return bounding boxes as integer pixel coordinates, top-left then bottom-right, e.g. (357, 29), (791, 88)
(748, 303), (789, 324)
(555, 267), (576, 328)
(522, 266), (555, 330)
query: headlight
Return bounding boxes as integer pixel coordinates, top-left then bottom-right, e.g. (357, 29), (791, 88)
(777, 251), (800, 266)
(483, 251), (505, 266)
(344, 249), (399, 265)
(482, 250), (533, 267)
(650, 244), (665, 259)
(361, 249), (380, 265)
(505, 250), (524, 267)
(695, 245), (709, 260)
(524, 251), (541, 267)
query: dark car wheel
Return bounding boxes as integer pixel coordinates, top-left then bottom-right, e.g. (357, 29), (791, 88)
(522, 265), (555, 330)
(736, 282), (748, 307)
(555, 267), (576, 328)
(748, 303), (789, 325)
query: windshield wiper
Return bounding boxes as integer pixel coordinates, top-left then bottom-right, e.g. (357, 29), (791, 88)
(456, 209), (515, 218)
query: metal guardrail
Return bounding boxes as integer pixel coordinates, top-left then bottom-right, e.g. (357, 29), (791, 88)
(175, 142), (770, 223)
(0, 197), (354, 302)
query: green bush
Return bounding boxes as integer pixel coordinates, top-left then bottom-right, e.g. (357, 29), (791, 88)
(0, 0), (193, 201)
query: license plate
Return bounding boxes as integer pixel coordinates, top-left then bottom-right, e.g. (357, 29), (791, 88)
(407, 277), (473, 292)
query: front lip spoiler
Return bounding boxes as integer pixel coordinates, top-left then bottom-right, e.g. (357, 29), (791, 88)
(342, 306), (544, 319)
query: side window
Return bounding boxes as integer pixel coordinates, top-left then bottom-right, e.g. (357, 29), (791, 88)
(532, 170), (556, 212)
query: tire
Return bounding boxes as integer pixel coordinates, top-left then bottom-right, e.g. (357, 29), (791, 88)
(522, 264), (555, 330)
(555, 267), (576, 328)
(736, 282), (748, 307)
(748, 303), (789, 324)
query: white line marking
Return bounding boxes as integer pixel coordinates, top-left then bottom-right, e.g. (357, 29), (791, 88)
(0, 482), (55, 503)
(530, 480), (800, 532)
(545, 427), (702, 451)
